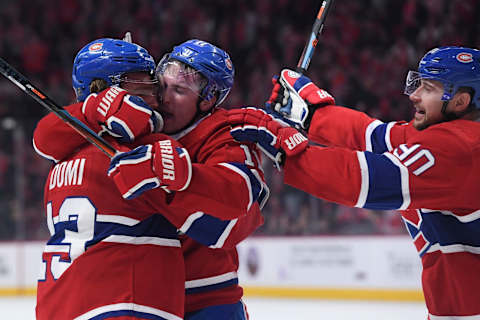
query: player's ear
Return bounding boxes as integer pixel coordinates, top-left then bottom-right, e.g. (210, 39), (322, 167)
(199, 96), (217, 112)
(452, 91), (472, 113)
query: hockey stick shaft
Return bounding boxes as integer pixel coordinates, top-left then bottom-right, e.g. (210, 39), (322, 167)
(296, 0), (335, 74)
(0, 57), (117, 158)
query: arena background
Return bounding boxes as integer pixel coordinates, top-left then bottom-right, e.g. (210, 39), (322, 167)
(0, 0), (478, 318)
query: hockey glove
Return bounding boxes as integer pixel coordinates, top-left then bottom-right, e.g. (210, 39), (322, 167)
(107, 137), (192, 199)
(266, 69), (335, 131)
(229, 107), (308, 169)
(82, 86), (163, 143)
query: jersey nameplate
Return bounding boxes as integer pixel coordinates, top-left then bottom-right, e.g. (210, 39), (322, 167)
(49, 158), (86, 190)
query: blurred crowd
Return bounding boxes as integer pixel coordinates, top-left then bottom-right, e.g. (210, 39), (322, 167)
(0, 0), (478, 239)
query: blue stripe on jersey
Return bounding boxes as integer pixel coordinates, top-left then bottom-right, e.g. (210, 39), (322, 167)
(227, 162), (263, 204)
(363, 152), (403, 210)
(185, 277), (238, 295)
(125, 179), (160, 200)
(184, 214), (232, 247)
(47, 214), (178, 249)
(370, 123), (390, 153)
(90, 310), (170, 320)
(404, 210), (480, 257)
(185, 301), (247, 320)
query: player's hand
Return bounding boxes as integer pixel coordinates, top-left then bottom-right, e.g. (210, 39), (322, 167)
(266, 69), (335, 131)
(228, 107), (308, 169)
(82, 86), (163, 143)
(107, 137), (192, 199)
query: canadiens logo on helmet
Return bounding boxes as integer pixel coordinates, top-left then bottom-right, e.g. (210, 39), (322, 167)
(225, 58), (233, 70)
(456, 52), (473, 63)
(89, 43), (103, 52)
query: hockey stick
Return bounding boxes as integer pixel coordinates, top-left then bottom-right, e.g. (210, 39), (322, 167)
(0, 57), (118, 158)
(123, 31), (132, 43)
(296, 0), (335, 74)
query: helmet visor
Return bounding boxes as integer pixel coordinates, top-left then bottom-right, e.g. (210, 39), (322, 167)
(119, 75), (158, 85)
(156, 55), (207, 97)
(117, 72), (158, 97)
(404, 70), (452, 100)
(403, 70), (423, 96)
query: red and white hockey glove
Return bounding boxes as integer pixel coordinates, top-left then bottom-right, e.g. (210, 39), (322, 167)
(229, 107), (308, 169)
(266, 69), (335, 131)
(107, 137), (192, 199)
(82, 86), (163, 143)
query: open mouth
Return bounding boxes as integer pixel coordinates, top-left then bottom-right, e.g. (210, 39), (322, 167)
(414, 106), (426, 115)
(160, 112), (174, 121)
(413, 107), (426, 122)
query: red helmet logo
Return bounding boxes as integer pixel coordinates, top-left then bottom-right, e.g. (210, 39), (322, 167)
(89, 43), (103, 52)
(456, 52), (473, 63)
(225, 58), (233, 70)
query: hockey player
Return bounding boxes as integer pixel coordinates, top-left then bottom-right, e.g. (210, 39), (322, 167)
(227, 46), (480, 319)
(35, 38), (185, 320)
(33, 39), (267, 319)
(147, 40), (267, 320)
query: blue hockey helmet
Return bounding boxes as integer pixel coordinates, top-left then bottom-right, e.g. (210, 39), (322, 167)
(72, 38), (156, 101)
(405, 46), (480, 108)
(157, 39), (234, 106)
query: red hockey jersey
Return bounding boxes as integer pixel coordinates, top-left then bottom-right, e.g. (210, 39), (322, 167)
(284, 106), (480, 318)
(33, 105), (267, 313)
(165, 109), (266, 312)
(37, 141), (185, 320)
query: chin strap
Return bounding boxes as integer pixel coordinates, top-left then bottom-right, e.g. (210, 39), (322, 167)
(441, 100), (475, 122)
(441, 101), (458, 121)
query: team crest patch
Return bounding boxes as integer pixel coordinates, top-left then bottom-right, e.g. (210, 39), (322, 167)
(89, 43), (103, 51)
(456, 52), (473, 63)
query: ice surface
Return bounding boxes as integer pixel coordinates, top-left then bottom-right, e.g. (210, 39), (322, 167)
(0, 296), (427, 320)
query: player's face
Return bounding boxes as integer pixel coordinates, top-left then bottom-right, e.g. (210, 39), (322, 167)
(120, 72), (158, 109)
(156, 64), (202, 134)
(409, 79), (445, 130)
